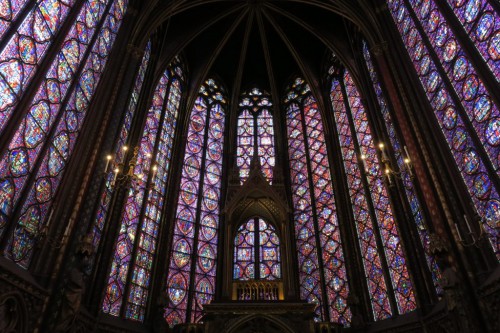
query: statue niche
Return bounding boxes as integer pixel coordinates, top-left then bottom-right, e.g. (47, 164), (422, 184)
(200, 161), (316, 333)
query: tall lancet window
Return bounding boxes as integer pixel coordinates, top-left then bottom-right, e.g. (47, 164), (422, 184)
(233, 218), (281, 281)
(362, 42), (441, 291)
(285, 78), (350, 325)
(0, 0), (79, 134)
(237, 88), (275, 183)
(165, 79), (226, 326)
(102, 58), (184, 321)
(329, 68), (416, 320)
(91, 41), (152, 252)
(388, 1), (500, 259)
(0, 0), (128, 268)
(444, 0), (500, 79)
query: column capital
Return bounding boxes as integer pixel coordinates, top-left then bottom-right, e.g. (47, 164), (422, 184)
(127, 44), (144, 59)
(371, 41), (388, 56)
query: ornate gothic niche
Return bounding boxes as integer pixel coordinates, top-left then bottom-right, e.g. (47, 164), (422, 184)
(221, 166), (296, 300)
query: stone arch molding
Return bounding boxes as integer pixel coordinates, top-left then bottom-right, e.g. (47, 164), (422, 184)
(0, 291), (28, 333)
(226, 314), (295, 333)
(224, 164), (289, 228)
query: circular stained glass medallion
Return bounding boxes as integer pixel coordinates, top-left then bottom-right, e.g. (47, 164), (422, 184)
(462, 75), (479, 101)
(485, 118), (500, 146)
(184, 156), (200, 178)
(173, 239), (191, 268)
(473, 95), (491, 122)
(452, 127), (467, 151)
(453, 56), (468, 81)
(462, 149), (480, 175)
(464, 0), (481, 23)
(443, 38), (457, 62)
(181, 182), (197, 205)
(476, 13), (494, 41)
(168, 274), (187, 305)
(9, 148), (29, 177)
(35, 178), (52, 203)
(442, 107), (457, 129)
(187, 134), (202, 153)
(190, 114), (205, 132)
(488, 31), (500, 60)
(472, 173), (491, 199)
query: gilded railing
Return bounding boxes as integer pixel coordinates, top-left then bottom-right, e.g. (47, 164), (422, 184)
(232, 280), (284, 301)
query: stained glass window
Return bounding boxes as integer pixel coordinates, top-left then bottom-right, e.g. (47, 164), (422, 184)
(102, 58), (183, 321)
(330, 68), (417, 318)
(444, 0), (500, 80)
(0, 0), (128, 268)
(233, 218), (281, 281)
(0, 0), (78, 135)
(91, 40), (151, 252)
(165, 78), (226, 326)
(237, 88), (275, 183)
(329, 77), (392, 320)
(285, 78), (350, 325)
(388, 0), (500, 259)
(0, 0), (30, 40)
(237, 109), (253, 181)
(362, 41), (441, 291)
(404, 0), (499, 172)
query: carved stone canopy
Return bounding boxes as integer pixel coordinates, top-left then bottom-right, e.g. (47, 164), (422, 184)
(224, 161), (289, 225)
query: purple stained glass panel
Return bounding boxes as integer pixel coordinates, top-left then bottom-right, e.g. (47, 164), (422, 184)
(445, 0), (500, 80)
(0, 0), (108, 238)
(287, 101), (325, 320)
(237, 88), (275, 184)
(286, 79), (350, 324)
(388, 0), (500, 259)
(257, 109), (275, 183)
(5, 0), (127, 268)
(103, 67), (170, 317)
(0, 0), (30, 40)
(232, 218), (282, 282)
(125, 76), (182, 322)
(236, 109), (253, 182)
(191, 101), (224, 322)
(407, 0), (500, 174)
(330, 78), (392, 320)
(258, 219), (280, 280)
(233, 220), (255, 280)
(0, 0), (77, 135)
(165, 79), (225, 326)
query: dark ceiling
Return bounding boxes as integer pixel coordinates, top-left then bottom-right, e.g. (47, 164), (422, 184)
(142, 0), (373, 103)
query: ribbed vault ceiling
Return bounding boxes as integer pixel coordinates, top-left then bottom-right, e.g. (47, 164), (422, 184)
(133, 0), (381, 103)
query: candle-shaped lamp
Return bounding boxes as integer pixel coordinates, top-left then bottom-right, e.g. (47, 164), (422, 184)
(105, 155), (112, 172)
